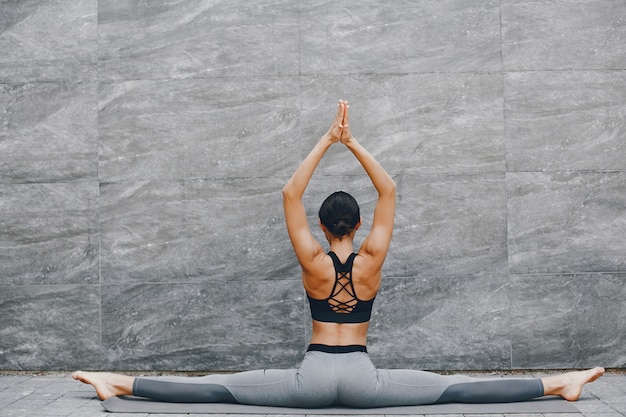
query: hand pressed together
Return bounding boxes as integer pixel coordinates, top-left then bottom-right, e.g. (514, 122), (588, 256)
(324, 100), (353, 144)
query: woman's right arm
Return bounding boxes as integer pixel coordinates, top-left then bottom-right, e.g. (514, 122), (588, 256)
(341, 105), (396, 264)
(282, 102), (346, 271)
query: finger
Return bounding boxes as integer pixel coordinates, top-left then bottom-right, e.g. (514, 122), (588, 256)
(334, 101), (344, 125)
(341, 101), (350, 126)
(339, 101), (345, 125)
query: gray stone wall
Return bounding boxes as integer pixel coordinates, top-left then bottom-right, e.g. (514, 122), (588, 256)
(1, 0), (625, 372)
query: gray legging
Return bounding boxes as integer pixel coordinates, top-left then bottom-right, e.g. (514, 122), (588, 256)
(133, 350), (544, 407)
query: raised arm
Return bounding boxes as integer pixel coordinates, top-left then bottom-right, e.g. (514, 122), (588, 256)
(282, 102), (346, 271)
(340, 104), (396, 265)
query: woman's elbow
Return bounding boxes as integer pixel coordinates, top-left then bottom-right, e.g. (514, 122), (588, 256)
(282, 184), (297, 201)
(384, 179), (397, 197)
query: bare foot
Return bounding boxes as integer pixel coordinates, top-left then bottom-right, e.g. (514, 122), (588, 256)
(542, 367), (605, 402)
(72, 371), (134, 401)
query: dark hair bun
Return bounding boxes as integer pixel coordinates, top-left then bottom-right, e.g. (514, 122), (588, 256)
(333, 219), (352, 236)
(319, 191), (360, 237)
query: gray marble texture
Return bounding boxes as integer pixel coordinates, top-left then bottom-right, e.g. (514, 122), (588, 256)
(510, 273), (626, 369)
(508, 172), (626, 274)
(501, 0), (626, 70)
(0, 81), (98, 183)
(389, 173), (508, 278)
(505, 71), (626, 172)
(299, 0), (502, 75)
(0, 285), (102, 370)
(369, 275), (511, 370)
(0, 0), (97, 82)
(299, 73), (506, 175)
(102, 281), (306, 371)
(98, 0), (300, 80)
(1, 0), (625, 372)
(98, 78), (301, 182)
(0, 182), (99, 285)
(100, 178), (296, 284)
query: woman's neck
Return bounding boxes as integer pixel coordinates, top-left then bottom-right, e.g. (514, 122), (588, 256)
(329, 239), (354, 259)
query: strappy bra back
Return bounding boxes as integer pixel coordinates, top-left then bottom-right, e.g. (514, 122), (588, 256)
(306, 251), (375, 324)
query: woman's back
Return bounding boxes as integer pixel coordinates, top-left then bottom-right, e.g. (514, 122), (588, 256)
(303, 251), (380, 302)
(304, 250), (381, 346)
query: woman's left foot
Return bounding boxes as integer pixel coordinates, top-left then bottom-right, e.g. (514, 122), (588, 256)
(72, 371), (133, 400)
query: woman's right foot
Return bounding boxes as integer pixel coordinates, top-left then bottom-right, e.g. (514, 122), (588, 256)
(542, 367), (605, 402)
(72, 371), (134, 400)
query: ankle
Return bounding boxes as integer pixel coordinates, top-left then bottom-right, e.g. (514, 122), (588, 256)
(109, 374), (135, 397)
(541, 374), (565, 396)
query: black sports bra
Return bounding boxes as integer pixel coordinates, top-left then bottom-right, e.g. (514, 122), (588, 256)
(306, 252), (375, 323)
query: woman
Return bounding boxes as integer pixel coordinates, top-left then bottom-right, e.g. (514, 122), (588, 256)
(74, 100), (604, 406)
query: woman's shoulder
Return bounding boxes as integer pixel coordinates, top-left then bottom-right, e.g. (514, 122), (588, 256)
(302, 253), (335, 290)
(352, 253), (381, 298)
(355, 247), (386, 271)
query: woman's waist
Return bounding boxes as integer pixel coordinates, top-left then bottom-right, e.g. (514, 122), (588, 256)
(307, 343), (367, 354)
(311, 320), (369, 342)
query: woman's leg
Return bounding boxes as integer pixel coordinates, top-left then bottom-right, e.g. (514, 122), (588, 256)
(433, 377), (543, 404)
(72, 351), (337, 407)
(336, 353), (471, 406)
(73, 369), (304, 405)
(335, 354), (605, 406)
(131, 373), (238, 403)
(382, 367), (605, 405)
